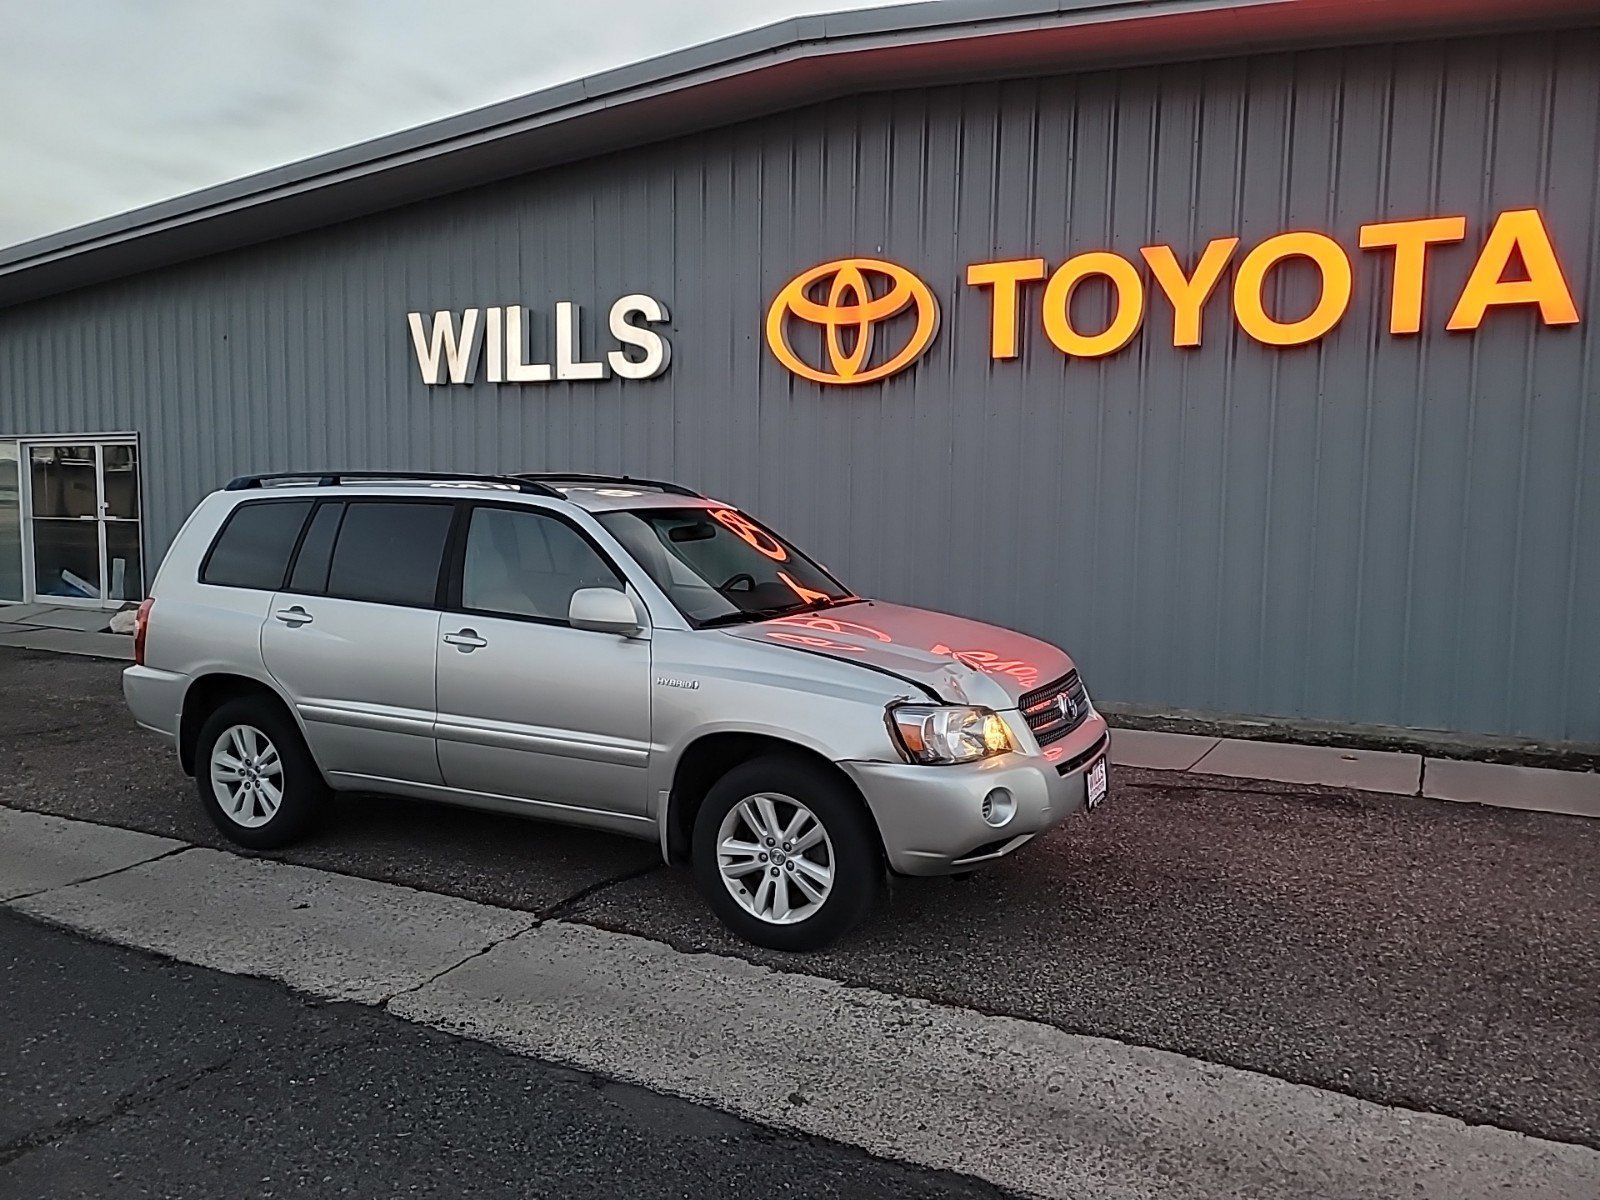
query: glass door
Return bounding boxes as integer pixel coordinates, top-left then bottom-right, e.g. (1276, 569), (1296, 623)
(100, 443), (144, 603)
(27, 441), (143, 606)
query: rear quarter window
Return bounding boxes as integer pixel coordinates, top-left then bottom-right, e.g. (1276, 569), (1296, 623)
(200, 501), (313, 590)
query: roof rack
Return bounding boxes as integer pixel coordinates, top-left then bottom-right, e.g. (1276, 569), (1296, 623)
(513, 472), (703, 498)
(224, 471), (565, 497)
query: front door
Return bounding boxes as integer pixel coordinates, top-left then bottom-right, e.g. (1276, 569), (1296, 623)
(434, 502), (653, 815)
(26, 441), (143, 607)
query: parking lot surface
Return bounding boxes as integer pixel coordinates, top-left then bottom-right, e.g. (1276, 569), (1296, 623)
(3, 647), (1596, 1149)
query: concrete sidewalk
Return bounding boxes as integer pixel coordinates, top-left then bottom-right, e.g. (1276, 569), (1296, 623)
(0, 602), (134, 660)
(1, 604), (1594, 820)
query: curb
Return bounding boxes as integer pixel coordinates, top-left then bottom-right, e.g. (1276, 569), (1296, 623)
(1108, 727), (1600, 820)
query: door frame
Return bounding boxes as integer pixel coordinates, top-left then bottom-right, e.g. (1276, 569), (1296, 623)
(12, 432), (145, 609)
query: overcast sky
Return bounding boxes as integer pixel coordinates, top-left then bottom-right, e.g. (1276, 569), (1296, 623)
(0, 0), (908, 250)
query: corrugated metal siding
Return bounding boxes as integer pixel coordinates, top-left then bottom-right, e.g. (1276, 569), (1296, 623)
(1, 29), (1597, 742)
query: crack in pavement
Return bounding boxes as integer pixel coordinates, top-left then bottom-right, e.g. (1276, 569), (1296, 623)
(0, 1056), (243, 1169)
(375, 860), (664, 1007)
(539, 861), (664, 922)
(0, 1027), (387, 1170)
(0, 843), (193, 904)
(376, 916), (542, 1007)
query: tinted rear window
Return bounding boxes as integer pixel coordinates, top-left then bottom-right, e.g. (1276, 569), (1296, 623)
(325, 501), (453, 607)
(201, 501), (312, 590)
(287, 501), (344, 594)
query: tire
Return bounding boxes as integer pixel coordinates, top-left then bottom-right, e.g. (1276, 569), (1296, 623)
(691, 754), (882, 952)
(194, 696), (328, 849)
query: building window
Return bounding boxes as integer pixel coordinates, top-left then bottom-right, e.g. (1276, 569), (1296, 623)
(0, 442), (21, 602)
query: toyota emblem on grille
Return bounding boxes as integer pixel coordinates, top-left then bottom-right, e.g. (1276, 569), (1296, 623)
(1056, 691), (1078, 722)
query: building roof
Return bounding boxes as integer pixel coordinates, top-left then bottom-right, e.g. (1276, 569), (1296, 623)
(1, 0), (1592, 309)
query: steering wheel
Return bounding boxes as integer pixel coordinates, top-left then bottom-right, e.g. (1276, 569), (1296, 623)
(718, 572), (757, 593)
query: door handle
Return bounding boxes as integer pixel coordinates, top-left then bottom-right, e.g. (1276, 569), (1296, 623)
(274, 606), (313, 627)
(443, 628), (488, 651)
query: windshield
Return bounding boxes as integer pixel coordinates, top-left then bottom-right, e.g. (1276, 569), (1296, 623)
(597, 506), (856, 627)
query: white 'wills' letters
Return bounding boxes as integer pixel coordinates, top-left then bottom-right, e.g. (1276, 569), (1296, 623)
(407, 294), (672, 386)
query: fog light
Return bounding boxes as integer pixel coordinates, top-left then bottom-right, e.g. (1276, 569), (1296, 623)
(981, 787), (1015, 827)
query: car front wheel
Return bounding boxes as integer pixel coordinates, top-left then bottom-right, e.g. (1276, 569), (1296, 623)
(692, 755), (881, 951)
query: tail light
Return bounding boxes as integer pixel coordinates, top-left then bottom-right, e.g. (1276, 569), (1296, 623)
(133, 597), (154, 666)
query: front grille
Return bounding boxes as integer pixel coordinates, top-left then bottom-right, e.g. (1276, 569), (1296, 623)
(1056, 731), (1110, 776)
(1020, 669), (1090, 747)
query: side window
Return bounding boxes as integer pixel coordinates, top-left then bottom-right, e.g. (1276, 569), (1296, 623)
(461, 506), (622, 622)
(286, 501), (344, 594)
(325, 501), (454, 607)
(201, 501), (313, 590)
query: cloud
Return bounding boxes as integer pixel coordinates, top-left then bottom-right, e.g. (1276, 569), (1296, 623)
(0, 0), (906, 249)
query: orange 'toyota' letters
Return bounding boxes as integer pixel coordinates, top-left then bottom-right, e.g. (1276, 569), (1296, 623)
(1041, 251), (1145, 358)
(1358, 216), (1467, 334)
(965, 258), (1048, 359)
(1446, 209), (1579, 331)
(1233, 232), (1353, 347)
(1139, 238), (1240, 347)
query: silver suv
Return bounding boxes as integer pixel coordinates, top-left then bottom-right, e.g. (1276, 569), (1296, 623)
(124, 471), (1110, 950)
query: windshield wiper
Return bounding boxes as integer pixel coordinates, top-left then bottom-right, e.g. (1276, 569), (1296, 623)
(781, 596), (853, 617)
(698, 595), (859, 629)
(698, 606), (798, 628)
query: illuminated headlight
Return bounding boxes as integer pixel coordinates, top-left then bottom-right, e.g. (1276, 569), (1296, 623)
(888, 704), (1013, 765)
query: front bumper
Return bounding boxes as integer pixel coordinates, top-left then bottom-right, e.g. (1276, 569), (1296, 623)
(841, 711), (1110, 876)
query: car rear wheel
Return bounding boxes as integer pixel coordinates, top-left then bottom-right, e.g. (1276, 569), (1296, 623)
(692, 755), (881, 951)
(195, 697), (327, 849)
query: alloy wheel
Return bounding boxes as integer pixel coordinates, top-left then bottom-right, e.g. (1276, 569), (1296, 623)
(716, 792), (835, 925)
(209, 724), (284, 829)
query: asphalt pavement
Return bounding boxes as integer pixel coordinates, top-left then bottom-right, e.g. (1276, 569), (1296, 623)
(2, 646), (1597, 1156)
(0, 908), (1003, 1198)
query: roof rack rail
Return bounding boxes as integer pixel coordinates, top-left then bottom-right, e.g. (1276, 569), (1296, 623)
(224, 471), (565, 497)
(513, 472), (703, 497)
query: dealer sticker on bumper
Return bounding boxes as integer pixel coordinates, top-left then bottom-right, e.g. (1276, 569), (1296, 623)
(1086, 758), (1109, 810)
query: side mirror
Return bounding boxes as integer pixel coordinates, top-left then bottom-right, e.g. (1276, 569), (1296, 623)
(569, 587), (646, 637)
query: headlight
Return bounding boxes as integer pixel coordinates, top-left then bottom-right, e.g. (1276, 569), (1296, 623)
(888, 704), (1013, 765)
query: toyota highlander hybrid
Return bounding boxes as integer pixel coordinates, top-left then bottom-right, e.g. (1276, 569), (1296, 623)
(123, 471), (1110, 949)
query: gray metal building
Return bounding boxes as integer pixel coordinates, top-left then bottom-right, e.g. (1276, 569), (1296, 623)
(1, 0), (1597, 746)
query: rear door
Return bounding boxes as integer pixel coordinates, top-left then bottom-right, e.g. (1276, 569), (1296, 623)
(262, 498), (454, 787)
(193, 495), (317, 680)
(433, 501), (652, 814)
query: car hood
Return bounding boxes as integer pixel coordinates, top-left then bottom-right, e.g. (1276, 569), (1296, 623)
(723, 599), (1075, 710)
